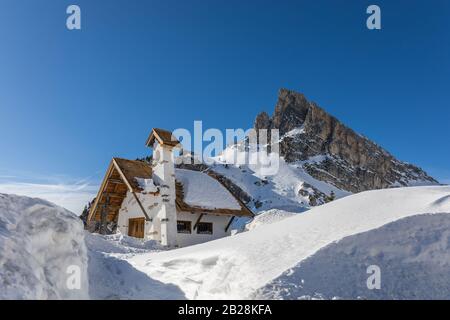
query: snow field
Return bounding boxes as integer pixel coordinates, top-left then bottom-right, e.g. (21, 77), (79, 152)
(128, 186), (450, 299)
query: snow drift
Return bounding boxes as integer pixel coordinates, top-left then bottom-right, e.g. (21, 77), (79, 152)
(0, 193), (89, 299)
(258, 212), (450, 299)
(4, 186), (449, 300)
(85, 232), (185, 299)
(129, 186), (450, 299)
(245, 209), (296, 231)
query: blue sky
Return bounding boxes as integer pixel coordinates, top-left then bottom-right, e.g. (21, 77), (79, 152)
(0, 1), (449, 212)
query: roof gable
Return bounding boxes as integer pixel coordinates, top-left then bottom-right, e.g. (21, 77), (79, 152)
(145, 128), (180, 148)
(88, 158), (253, 223)
(87, 158), (154, 223)
(113, 158), (153, 192)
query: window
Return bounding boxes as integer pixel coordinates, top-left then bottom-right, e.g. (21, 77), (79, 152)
(177, 220), (191, 234)
(197, 222), (213, 235)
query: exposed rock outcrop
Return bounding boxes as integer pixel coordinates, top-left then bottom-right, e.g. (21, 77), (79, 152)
(254, 89), (437, 193)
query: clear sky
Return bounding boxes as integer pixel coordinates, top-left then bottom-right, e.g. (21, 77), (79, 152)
(0, 1), (449, 212)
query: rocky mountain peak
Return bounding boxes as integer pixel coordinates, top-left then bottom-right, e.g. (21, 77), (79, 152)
(254, 89), (438, 193)
(255, 89), (310, 135)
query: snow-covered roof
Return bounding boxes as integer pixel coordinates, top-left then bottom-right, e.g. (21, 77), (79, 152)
(135, 178), (158, 193)
(175, 169), (242, 211)
(89, 158), (253, 223)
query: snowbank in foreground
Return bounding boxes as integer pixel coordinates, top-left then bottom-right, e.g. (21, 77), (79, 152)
(85, 232), (185, 299)
(258, 213), (450, 299)
(0, 193), (89, 299)
(129, 186), (450, 299)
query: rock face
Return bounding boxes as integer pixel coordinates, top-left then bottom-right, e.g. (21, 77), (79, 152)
(254, 89), (437, 193)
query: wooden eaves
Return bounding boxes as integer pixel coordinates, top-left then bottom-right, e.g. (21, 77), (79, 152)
(145, 128), (181, 148)
(87, 158), (157, 224)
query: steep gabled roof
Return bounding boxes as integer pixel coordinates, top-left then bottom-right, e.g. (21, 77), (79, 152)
(87, 158), (154, 223)
(113, 158), (153, 192)
(145, 128), (180, 148)
(175, 169), (253, 217)
(88, 158), (253, 223)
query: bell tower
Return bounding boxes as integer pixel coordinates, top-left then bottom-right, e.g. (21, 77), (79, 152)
(146, 128), (180, 247)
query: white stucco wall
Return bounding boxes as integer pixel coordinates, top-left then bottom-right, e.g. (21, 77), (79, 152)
(117, 191), (162, 242)
(176, 211), (232, 247)
(117, 191), (233, 247)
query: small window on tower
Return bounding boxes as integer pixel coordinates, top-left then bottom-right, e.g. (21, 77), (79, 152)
(177, 220), (191, 234)
(197, 222), (213, 235)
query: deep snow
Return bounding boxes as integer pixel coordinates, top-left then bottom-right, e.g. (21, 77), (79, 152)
(0, 193), (89, 299)
(127, 186), (450, 299)
(257, 213), (450, 299)
(244, 209), (296, 231)
(85, 233), (185, 299)
(2, 186), (450, 300)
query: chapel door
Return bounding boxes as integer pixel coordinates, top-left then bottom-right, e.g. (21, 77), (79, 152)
(128, 217), (145, 238)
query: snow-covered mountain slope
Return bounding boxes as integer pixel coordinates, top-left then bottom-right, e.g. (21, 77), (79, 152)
(0, 193), (89, 299)
(210, 150), (349, 212)
(176, 150), (350, 215)
(127, 186), (450, 299)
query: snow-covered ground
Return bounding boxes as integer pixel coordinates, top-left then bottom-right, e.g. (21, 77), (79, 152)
(244, 209), (296, 231)
(127, 186), (450, 299)
(0, 193), (89, 299)
(2, 186), (450, 300)
(258, 212), (450, 299)
(85, 233), (185, 299)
